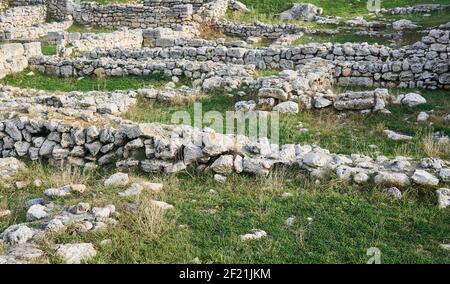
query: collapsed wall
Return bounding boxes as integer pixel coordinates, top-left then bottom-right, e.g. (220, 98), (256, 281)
(0, 42), (42, 79)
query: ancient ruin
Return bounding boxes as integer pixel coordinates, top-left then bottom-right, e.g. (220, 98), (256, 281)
(0, 0), (449, 264)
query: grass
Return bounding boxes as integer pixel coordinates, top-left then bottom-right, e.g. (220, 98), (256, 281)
(67, 23), (116, 34)
(0, 70), (171, 92)
(292, 33), (390, 45)
(238, 0), (450, 19)
(1, 162), (449, 264)
(41, 43), (57, 56)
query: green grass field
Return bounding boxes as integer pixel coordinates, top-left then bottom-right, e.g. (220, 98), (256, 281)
(1, 161), (448, 264)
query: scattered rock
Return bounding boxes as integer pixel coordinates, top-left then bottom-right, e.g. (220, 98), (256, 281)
(417, 112), (429, 122)
(70, 184), (86, 193)
(26, 204), (49, 221)
(0, 224), (35, 245)
(44, 185), (72, 198)
(285, 216), (296, 227)
(436, 188), (450, 208)
(104, 172), (129, 187)
(394, 93), (427, 107)
(0, 157), (26, 181)
(384, 130), (413, 141)
(119, 183), (143, 196)
(383, 187), (402, 198)
(439, 168), (450, 182)
(150, 200), (174, 210)
(141, 182), (163, 192)
(393, 19), (418, 30)
(214, 174), (227, 183)
(273, 101), (299, 114)
(240, 229), (267, 241)
(56, 243), (97, 264)
(411, 169), (439, 186)
(279, 3), (323, 21)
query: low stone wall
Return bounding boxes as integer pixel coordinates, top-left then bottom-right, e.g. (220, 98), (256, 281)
(0, 117), (448, 190)
(72, 3), (193, 29)
(144, 0), (214, 11)
(216, 20), (309, 39)
(29, 57), (255, 91)
(0, 42), (42, 79)
(9, 0), (74, 20)
(85, 29), (450, 89)
(56, 28), (143, 56)
(0, 20), (72, 40)
(382, 4), (450, 14)
(0, 5), (46, 29)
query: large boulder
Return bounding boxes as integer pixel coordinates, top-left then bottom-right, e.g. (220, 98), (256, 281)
(279, 3), (323, 21)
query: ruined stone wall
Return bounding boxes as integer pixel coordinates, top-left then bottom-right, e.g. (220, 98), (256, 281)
(0, 5), (46, 29)
(73, 3), (193, 29)
(144, 0), (214, 11)
(216, 20), (308, 39)
(9, 0), (73, 20)
(83, 29), (449, 89)
(0, 42), (42, 79)
(0, 19), (72, 40)
(56, 28), (143, 56)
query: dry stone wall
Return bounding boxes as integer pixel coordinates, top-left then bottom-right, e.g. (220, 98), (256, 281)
(72, 3), (193, 29)
(55, 28), (143, 57)
(82, 29), (449, 89)
(216, 20), (309, 39)
(0, 5), (46, 29)
(9, 0), (74, 20)
(0, 117), (448, 190)
(144, 0), (214, 11)
(0, 42), (42, 79)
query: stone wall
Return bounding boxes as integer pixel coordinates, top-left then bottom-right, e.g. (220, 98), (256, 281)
(29, 57), (255, 91)
(0, 42), (42, 79)
(84, 29), (450, 89)
(72, 3), (193, 29)
(0, 19), (72, 40)
(382, 4), (450, 14)
(9, 0), (73, 20)
(55, 28), (143, 56)
(0, 117), (448, 189)
(143, 0), (214, 11)
(216, 20), (309, 39)
(0, 5), (46, 29)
